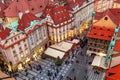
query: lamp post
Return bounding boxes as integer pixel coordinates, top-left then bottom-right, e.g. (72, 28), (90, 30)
(88, 11), (96, 32)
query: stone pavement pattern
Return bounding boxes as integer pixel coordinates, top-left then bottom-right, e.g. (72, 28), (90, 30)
(15, 46), (105, 80)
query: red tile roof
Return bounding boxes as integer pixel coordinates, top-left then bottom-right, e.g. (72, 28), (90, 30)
(117, 29), (120, 37)
(95, 9), (120, 25)
(114, 40), (120, 52)
(106, 65), (120, 80)
(86, 26), (114, 41)
(4, 0), (13, 7)
(4, 0), (48, 17)
(4, 1), (18, 17)
(18, 13), (39, 31)
(65, 0), (86, 10)
(0, 28), (11, 40)
(28, 0), (47, 14)
(44, 5), (72, 24)
(114, 0), (120, 3)
(16, 0), (29, 13)
(0, 2), (5, 18)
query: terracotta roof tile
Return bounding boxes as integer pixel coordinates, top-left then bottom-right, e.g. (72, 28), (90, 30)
(114, 0), (120, 3)
(4, 0), (48, 17)
(0, 28), (11, 40)
(106, 64), (120, 80)
(4, 1), (18, 17)
(28, 0), (47, 14)
(95, 9), (120, 25)
(44, 5), (72, 24)
(0, 2), (5, 18)
(66, 0), (86, 10)
(18, 13), (39, 31)
(86, 26), (114, 41)
(114, 40), (120, 52)
(16, 0), (29, 12)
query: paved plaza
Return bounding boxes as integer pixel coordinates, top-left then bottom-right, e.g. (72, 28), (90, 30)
(15, 48), (77, 80)
(11, 45), (105, 80)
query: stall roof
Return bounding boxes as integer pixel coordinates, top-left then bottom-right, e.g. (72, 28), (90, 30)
(50, 41), (73, 52)
(92, 56), (108, 69)
(44, 47), (65, 59)
(45, 41), (73, 59)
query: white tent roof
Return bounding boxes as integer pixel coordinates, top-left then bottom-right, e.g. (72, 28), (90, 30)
(50, 41), (73, 52)
(44, 41), (73, 59)
(92, 56), (108, 69)
(44, 47), (65, 59)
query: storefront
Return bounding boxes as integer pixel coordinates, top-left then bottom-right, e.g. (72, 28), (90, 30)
(32, 46), (44, 61)
(79, 22), (88, 34)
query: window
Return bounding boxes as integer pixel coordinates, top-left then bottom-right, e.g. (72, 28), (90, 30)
(107, 29), (110, 31)
(24, 44), (27, 48)
(18, 42), (20, 45)
(11, 39), (13, 42)
(93, 27), (96, 29)
(94, 33), (97, 35)
(14, 55), (18, 62)
(104, 17), (108, 20)
(108, 36), (111, 38)
(40, 5), (42, 8)
(23, 39), (26, 42)
(18, 36), (20, 39)
(89, 48), (92, 50)
(20, 52), (24, 58)
(14, 37), (17, 40)
(31, 8), (34, 11)
(93, 49), (96, 51)
(100, 28), (103, 30)
(11, 46), (14, 49)
(13, 51), (16, 54)
(25, 49), (28, 54)
(19, 47), (22, 50)
(101, 34), (104, 36)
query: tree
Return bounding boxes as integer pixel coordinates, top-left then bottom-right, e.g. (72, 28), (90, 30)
(55, 56), (63, 66)
(41, 53), (46, 59)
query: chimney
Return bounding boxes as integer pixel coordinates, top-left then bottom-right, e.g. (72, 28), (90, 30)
(18, 12), (23, 19)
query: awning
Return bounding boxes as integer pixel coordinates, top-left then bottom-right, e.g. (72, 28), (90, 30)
(92, 56), (108, 69)
(50, 41), (73, 52)
(44, 41), (73, 59)
(44, 47), (65, 59)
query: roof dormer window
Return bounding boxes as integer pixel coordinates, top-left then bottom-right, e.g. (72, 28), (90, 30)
(101, 34), (104, 36)
(40, 5), (42, 8)
(31, 8), (34, 11)
(104, 17), (108, 20)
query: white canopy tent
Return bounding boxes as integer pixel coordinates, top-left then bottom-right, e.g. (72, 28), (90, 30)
(50, 41), (73, 52)
(44, 41), (73, 59)
(92, 56), (108, 69)
(44, 47), (65, 59)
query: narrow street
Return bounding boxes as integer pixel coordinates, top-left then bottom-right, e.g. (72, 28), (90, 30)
(67, 45), (105, 80)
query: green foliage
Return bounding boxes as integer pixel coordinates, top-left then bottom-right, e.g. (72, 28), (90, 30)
(41, 53), (46, 59)
(55, 56), (63, 66)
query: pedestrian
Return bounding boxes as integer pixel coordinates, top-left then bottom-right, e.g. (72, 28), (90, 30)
(56, 68), (59, 73)
(74, 76), (76, 80)
(60, 75), (63, 80)
(55, 72), (57, 77)
(49, 76), (51, 80)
